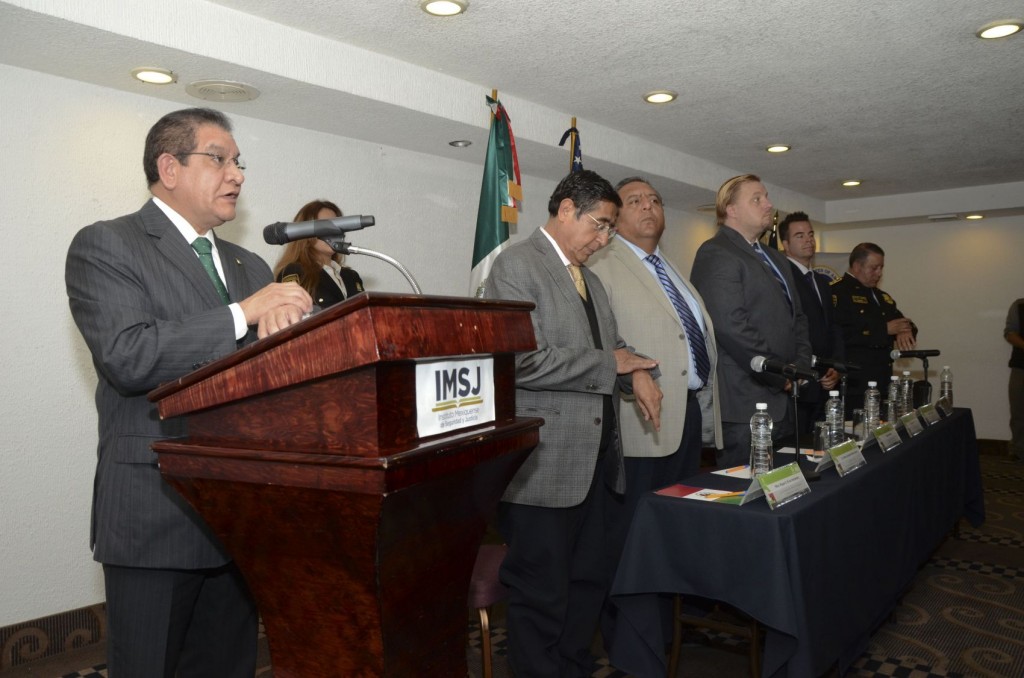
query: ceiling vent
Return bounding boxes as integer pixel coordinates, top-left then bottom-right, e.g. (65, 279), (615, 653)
(186, 80), (260, 102)
(927, 214), (959, 222)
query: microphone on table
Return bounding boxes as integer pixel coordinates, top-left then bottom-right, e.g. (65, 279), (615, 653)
(750, 356), (818, 382)
(811, 355), (861, 373)
(890, 349), (940, 360)
(263, 215), (375, 245)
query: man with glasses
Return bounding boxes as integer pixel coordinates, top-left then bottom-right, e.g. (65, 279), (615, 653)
(691, 174), (811, 466)
(486, 169), (662, 677)
(66, 108), (312, 677)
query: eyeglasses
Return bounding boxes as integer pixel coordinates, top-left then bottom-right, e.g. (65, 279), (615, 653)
(176, 152), (246, 171)
(585, 213), (617, 239)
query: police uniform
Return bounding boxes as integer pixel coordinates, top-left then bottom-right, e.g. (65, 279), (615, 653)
(831, 272), (915, 413)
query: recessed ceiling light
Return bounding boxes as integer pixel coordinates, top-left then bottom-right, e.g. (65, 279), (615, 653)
(644, 90), (678, 104)
(766, 145), (791, 153)
(965, 214), (984, 220)
(420, 0), (468, 16)
(449, 139), (472, 148)
(976, 21), (1022, 39)
(186, 80), (260, 102)
(131, 67), (176, 85)
(842, 180), (862, 187)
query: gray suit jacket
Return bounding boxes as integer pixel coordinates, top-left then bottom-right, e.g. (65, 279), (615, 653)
(486, 228), (627, 508)
(65, 199), (271, 569)
(589, 239), (722, 455)
(690, 226), (812, 424)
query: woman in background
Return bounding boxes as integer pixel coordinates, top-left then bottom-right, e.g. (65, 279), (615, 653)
(273, 199), (364, 308)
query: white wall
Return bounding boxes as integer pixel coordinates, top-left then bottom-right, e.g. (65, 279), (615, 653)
(2, 60), (1019, 627)
(0, 62), (558, 626)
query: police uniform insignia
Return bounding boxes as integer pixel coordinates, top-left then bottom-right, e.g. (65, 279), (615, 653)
(882, 293), (894, 304)
(852, 295), (868, 304)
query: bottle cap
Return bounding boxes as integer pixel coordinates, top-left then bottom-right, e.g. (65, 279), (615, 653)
(755, 403), (767, 410)
(891, 375), (899, 381)
(943, 365), (950, 369)
(868, 381), (877, 387)
(903, 370), (911, 375)
(829, 390), (839, 396)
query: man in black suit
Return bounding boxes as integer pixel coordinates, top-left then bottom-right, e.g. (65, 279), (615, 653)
(780, 212), (843, 431)
(66, 108), (312, 677)
(691, 175), (812, 466)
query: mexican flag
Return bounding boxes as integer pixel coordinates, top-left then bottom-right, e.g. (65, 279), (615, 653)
(470, 95), (521, 297)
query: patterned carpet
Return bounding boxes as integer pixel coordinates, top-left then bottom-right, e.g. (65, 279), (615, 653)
(45, 455), (1024, 678)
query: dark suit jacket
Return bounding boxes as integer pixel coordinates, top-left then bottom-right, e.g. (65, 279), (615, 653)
(691, 226), (812, 424)
(787, 260), (845, 404)
(65, 199), (272, 569)
(277, 262), (363, 308)
(486, 228), (629, 508)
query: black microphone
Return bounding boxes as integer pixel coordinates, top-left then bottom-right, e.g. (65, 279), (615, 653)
(890, 349), (941, 359)
(811, 355), (861, 373)
(750, 356), (818, 381)
(263, 215), (375, 245)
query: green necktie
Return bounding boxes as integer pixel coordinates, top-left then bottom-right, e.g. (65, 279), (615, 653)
(191, 237), (231, 304)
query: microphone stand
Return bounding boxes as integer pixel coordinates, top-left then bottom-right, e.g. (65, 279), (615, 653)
(324, 237), (422, 294)
(790, 380), (820, 481)
(917, 356), (932, 408)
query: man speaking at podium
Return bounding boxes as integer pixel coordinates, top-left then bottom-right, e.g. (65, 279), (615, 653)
(486, 170), (661, 677)
(66, 108), (311, 677)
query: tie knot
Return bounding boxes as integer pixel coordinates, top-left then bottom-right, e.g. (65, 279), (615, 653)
(645, 253), (662, 267)
(191, 237), (213, 255)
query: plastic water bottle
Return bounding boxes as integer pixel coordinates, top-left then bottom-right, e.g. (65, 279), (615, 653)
(864, 381), (881, 432)
(899, 370), (914, 414)
(749, 403), (773, 477)
(939, 366), (953, 406)
(825, 390), (844, 448)
(886, 375), (900, 423)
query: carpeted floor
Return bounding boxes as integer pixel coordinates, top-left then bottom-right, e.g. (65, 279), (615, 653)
(6, 454), (1023, 678)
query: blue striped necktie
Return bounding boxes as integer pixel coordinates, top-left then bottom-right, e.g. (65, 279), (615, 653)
(646, 254), (711, 385)
(753, 243), (793, 313)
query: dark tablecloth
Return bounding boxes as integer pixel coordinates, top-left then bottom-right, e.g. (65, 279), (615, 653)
(609, 408), (984, 678)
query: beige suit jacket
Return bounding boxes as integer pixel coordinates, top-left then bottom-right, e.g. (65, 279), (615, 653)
(589, 238), (722, 457)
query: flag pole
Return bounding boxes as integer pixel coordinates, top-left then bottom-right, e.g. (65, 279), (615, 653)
(569, 117), (577, 173)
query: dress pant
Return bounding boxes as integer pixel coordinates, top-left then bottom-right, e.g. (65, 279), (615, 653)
(103, 562), (257, 678)
(1010, 368), (1024, 461)
(603, 395), (702, 669)
(497, 443), (620, 678)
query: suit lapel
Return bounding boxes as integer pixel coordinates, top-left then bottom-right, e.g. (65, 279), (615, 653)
(213, 236), (246, 303)
(141, 200), (225, 308)
(609, 241), (679, 326)
(529, 229), (592, 340)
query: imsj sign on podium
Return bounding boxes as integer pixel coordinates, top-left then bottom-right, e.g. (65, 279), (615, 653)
(415, 357), (496, 436)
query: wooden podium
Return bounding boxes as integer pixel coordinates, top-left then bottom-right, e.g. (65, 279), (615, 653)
(148, 293), (541, 677)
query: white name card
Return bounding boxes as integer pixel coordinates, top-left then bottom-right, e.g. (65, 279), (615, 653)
(900, 411), (925, 437)
(756, 462), (812, 510)
(936, 396), (954, 416)
(919, 403), (942, 425)
(415, 357), (495, 438)
(829, 439), (867, 476)
(872, 422), (902, 452)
